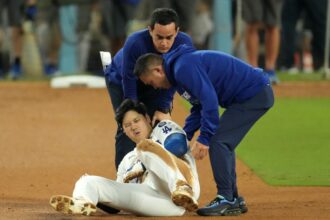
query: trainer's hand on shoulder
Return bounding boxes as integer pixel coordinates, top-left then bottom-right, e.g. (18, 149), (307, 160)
(192, 141), (209, 160)
(152, 111), (171, 126)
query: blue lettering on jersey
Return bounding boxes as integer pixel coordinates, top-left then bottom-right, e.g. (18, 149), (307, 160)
(162, 126), (172, 134)
(178, 89), (200, 105)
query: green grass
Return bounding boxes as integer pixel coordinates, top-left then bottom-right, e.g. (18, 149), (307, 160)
(181, 98), (330, 186)
(237, 98), (330, 186)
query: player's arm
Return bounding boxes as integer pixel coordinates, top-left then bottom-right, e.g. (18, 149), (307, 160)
(151, 120), (189, 157)
(116, 151), (138, 182)
(183, 104), (202, 141)
(116, 150), (146, 183)
(122, 37), (141, 100)
(116, 154), (131, 183)
(175, 60), (220, 147)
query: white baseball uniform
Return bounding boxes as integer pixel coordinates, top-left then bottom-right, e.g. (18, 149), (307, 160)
(72, 120), (200, 216)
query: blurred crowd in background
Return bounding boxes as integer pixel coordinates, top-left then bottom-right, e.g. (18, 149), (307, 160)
(0, 0), (329, 80)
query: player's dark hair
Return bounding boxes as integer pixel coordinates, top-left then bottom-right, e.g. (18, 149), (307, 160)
(115, 99), (148, 126)
(150, 8), (179, 30)
(134, 53), (163, 77)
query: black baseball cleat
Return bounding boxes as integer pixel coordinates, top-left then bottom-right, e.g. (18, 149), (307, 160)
(237, 196), (248, 213)
(197, 195), (241, 216)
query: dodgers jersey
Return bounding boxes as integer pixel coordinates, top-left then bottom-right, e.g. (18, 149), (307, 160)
(117, 120), (197, 185)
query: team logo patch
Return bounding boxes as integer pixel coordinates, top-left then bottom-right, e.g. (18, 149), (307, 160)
(157, 121), (167, 127)
(181, 91), (191, 100)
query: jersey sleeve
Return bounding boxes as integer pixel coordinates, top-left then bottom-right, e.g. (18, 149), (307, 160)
(122, 36), (142, 100)
(156, 87), (176, 110)
(183, 104), (202, 141)
(150, 120), (189, 157)
(116, 150), (138, 183)
(175, 59), (220, 146)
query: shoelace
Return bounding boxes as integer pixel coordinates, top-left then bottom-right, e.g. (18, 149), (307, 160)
(207, 197), (222, 207)
(207, 195), (236, 207)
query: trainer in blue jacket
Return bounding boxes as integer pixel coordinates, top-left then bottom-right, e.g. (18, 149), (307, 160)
(133, 45), (274, 216)
(103, 8), (194, 169)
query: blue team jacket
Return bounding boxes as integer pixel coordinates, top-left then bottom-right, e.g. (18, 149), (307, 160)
(122, 29), (193, 109)
(104, 48), (123, 86)
(104, 29), (193, 109)
(163, 45), (270, 146)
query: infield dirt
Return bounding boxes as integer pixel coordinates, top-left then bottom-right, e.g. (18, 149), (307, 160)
(1, 82), (330, 220)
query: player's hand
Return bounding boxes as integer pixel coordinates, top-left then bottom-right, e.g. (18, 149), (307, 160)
(152, 111), (171, 126)
(123, 160), (146, 183)
(191, 141), (209, 160)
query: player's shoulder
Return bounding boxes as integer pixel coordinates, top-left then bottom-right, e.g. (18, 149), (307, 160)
(175, 31), (193, 43)
(112, 48), (124, 63)
(177, 31), (192, 39)
(123, 29), (150, 58)
(153, 120), (185, 135)
(126, 29), (149, 45)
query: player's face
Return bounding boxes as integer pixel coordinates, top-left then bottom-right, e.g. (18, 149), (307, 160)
(140, 66), (171, 89)
(149, 23), (178, 53)
(122, 110), (152, 144)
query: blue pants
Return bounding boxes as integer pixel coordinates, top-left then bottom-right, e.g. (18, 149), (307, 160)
(106, 78), (160, 169)
(106, 81), (135, 169)
(209, 84), (274, 200)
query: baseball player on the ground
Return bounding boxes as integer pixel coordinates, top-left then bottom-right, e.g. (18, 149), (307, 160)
(49, 99), (200, 216)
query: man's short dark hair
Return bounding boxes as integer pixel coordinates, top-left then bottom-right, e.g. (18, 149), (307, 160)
(115, 99), (148, 126)
(150, 8), (179, 29)
(133, 53), (163, 77)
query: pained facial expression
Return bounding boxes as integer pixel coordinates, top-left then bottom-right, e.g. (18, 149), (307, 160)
(140, 67), (171, 89)
(149, 23), (178, 53)
(122, 110), (152, 144)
